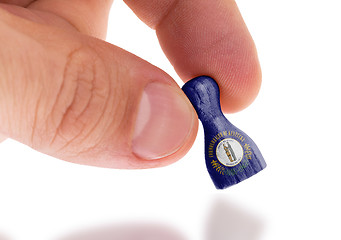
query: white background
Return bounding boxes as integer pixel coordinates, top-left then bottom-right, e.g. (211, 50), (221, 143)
(1, 0), (341, 239)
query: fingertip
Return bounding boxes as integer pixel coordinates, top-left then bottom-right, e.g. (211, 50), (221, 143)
(176, 42), (262, 113)
(131, 81), (198, 163)
(153, 0), (262, 113)
(148, 115), (199, 168)
(127, 115), (198, 169)
(218, 52), (262, 113)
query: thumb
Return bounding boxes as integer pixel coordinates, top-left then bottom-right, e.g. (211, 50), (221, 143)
(0, 10), (197, 169)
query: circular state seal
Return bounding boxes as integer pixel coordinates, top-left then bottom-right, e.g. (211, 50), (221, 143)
(216, 138), (243, 167)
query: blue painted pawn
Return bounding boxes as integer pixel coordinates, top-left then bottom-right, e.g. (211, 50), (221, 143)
(182, 76), (266, 189)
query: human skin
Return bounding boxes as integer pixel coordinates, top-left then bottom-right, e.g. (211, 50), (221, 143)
(0, 0), (261, 169)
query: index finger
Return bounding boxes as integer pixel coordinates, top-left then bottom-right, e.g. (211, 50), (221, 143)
(124, 0), (261, 113)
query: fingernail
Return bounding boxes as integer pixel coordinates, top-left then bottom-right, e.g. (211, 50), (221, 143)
(132, 82), (195, 160)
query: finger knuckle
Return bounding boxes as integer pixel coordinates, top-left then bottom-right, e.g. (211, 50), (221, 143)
(48, 46), (111, 153)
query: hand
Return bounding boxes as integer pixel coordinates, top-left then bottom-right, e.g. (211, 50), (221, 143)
(0, 0), (261, 169)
